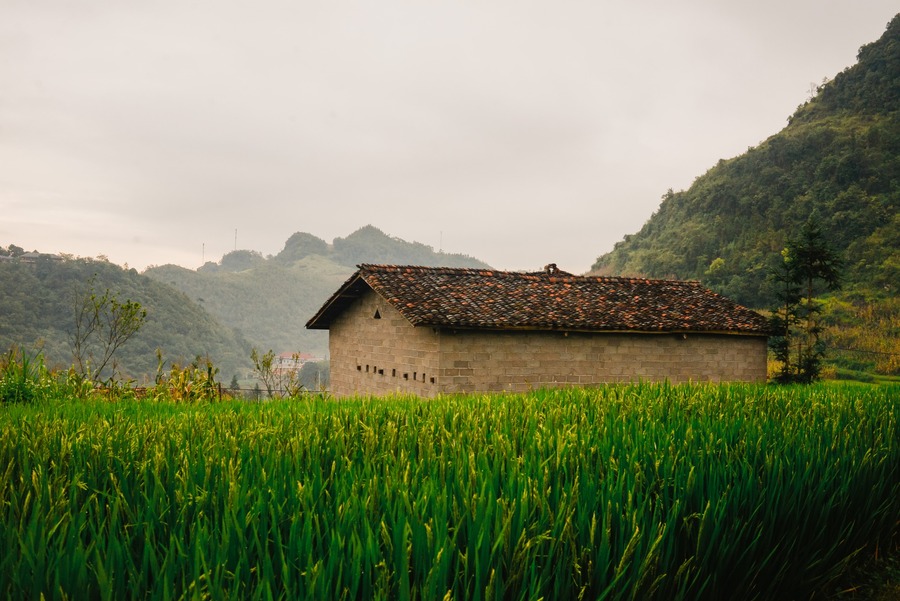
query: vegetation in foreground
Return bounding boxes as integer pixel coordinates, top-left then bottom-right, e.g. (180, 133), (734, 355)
(1, 383), (897, 600)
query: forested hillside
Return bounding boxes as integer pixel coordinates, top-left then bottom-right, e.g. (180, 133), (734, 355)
(0, 254), (252, 381)
(146, 256), (348, 359)
(593, 14), (898, 304)
(145, 225), (490, 356)
(592, 14), (899, 375)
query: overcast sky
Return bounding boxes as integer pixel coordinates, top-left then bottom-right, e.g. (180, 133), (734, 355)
(2, 1), (897, 274)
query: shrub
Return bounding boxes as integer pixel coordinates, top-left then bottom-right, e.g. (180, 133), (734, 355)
(0, 346), (48, 404)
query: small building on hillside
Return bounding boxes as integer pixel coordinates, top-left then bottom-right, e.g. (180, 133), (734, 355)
(273, 352), (323, 376)
(306, 264), (770, 397)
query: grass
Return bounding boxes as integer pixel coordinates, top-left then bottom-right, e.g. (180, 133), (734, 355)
(1, 382), (898, 600)
(831, 368), (900, 385)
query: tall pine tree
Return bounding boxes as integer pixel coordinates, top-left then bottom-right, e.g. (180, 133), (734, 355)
(768, 214), (842, 383)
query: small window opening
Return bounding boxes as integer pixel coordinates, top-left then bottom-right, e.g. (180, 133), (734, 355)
(378, 369), (384, 376)
(366, 365), (370, 373)
(403, 373), (409, 380)
(373, 309), (381, 319)
(357, 365), (362, 371)
(392, 369), (396, 377)
(430, 377), (435, 384)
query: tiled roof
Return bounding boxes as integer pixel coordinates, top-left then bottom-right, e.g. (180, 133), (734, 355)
(306, 264), (770, 335)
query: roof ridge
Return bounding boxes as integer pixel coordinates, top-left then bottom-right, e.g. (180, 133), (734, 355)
(357, 263), (701, 285)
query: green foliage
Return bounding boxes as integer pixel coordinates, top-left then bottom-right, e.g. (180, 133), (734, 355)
(0, 244), (26, 258)
(0, 347), (48, 404)
(71, 276), (147, 382)
(249, 347), (276, 396)
(331, 225), (488, 268)
(250, 348), (304, 399)
(792, 14), (900, 123)
(0, 384), (897, 600)
(201, 249), (267, 273)
(150, 256), (349, 358)
(768, 215), (843, 383)
(150, 351), (222, 403)
(273, 232), (330, 264)
(0, 346), (92, 403)
(820, 292), (900, 375)
(0, 254), (252, 381)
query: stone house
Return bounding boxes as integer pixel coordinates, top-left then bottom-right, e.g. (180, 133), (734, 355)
(273, 352), (322, 376)
(306, 264), (770, 397)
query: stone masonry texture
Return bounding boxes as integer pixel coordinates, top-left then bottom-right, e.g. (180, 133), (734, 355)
(328, 290), (768, 398)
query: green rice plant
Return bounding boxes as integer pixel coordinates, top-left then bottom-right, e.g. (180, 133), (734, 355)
(149, 354), (222, 403)
(0, 346), (49, 404)
(0, 383), (897, 600)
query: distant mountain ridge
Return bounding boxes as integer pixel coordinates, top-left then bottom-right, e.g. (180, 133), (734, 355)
(592, 13), (899, 309)
(145, 225), (491, 357)
(196, 225), (490, 274)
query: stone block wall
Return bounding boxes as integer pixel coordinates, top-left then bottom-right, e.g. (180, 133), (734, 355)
(435, 330), (768, 394)
(328, 290), (768, 397)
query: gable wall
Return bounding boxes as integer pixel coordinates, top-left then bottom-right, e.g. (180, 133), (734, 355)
(435, 329), (767, 394)
(328, 290), (440, 397)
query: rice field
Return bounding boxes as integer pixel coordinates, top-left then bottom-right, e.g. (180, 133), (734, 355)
(1, 383), (898, 600)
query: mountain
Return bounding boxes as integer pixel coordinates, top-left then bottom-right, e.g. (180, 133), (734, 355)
(591, 14), (899, 376)
(144, 225), (491, 357)
(0, 253), (252, 381)
(593, 14), (899, 305)
(277, 225), (490, 268)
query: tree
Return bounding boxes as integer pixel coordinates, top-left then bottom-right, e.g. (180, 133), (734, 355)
(70, 276), (147, 382)
(250, 348), (305, 399)
(768, 215), (842, 383)
(250, 348), (278, 398)
(768, 248), (802, 382)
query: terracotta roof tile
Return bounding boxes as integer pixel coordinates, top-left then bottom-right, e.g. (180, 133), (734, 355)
(306, 264), (770, 335)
